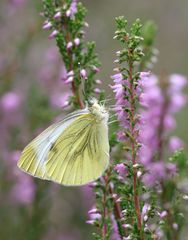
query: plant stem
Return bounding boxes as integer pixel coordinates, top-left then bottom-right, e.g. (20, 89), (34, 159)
(108, 184), (124, 239)
(128, 50), (143, 240)
(102, 176), (108, 240)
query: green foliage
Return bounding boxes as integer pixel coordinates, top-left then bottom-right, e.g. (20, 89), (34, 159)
(139, 20), (158, 71)
(170, 150), (188, 176)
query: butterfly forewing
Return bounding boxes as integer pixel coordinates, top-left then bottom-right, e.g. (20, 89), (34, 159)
(45, 113), (109, 185)
(17, 110), (89, 179)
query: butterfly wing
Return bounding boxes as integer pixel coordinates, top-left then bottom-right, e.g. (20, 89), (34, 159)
(45, 113), (109, 185)
(17, 109), (89, 179)
(18, 111), (109, 186)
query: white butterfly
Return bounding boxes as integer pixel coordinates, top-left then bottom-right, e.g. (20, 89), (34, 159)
(17, 98), (110, 186)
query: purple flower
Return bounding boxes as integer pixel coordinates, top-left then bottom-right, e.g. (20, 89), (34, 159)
(158, 210), (168, 218)
(114, 163), (127, 176)
(48, 30), (58, 39)
(183, 195), (188, 200)
(53, 11), (61, 19)
(9, 151), (35, 205)
(66, 0), (78, 18)
(169, 74), (187, 92)
(139, 73), (187, 186)
(92, 66), (100, 73)
(80, 69), (87, 79)
(1, 92), (21, 111)
(169, 94), (187, 113)
(111, 214), (121, 240)
(168, 136), (184, 152)
(166, 163), (177, 176)
(10, 176), (35, 205)
(117, 130), (126, 141)
(141, 203), (151, 220)
(94, 88), (101, 94)
(86, 206), (101, 225)
(43, 21), (52, 30)
(67, 41), (73, 49)
(95, 79), (102, 84)
(74, 38), (80, 46)
(111, 73), (123, 83)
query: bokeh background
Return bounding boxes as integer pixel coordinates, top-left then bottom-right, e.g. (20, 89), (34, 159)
(0, 0), (187, 239)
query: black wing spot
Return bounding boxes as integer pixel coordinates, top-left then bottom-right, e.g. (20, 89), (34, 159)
(49, 143), (58, 154)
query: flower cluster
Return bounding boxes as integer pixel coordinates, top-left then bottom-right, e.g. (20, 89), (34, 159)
(139, 73), (187, 186)
(42, 0), (102, 105)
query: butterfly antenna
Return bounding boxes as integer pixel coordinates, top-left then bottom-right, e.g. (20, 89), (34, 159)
(108, 120), (119, 125)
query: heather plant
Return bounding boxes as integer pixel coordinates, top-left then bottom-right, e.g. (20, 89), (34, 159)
(0, 0), (188, 240)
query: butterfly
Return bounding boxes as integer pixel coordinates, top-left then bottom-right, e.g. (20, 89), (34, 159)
(17, 98), (110, 186)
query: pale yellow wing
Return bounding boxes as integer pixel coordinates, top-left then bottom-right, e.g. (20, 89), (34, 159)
(17, 109), (89, 179)
(45, 113), (109, 186)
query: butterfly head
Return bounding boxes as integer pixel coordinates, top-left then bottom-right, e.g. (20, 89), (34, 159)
(87, 97), (108, 122)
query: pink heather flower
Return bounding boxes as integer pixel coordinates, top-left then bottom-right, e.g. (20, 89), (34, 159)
(163, 115), (176, 131)
(111, 215), (121, 240)
(50, 92), (71, 109)
(92, 66), (100, 73)
(88, 208), (98, 214)
(64, 76), (74, 84)
(166, 163), (177, 176)
(158, 210), (168, 218)
(1, 92), (21, 111)
(122, 224), (132, 229)
(183, 195), (188, 200)
(168, 136), (184, 152)
(111, 72), (131, 130)
(74, 38), (80, 46)
(80, 69), (87, 79)
(141, 203), (151, 220)
(67, 70), (74, 77)
(67, 41), (73, 49)
(66, 0), (78, 18)
(53, 11), (61, 19)
(169, 74), (187, 92)
(114, 163), (127, 176)
(168, 74), (187, 113)
(86, 220), (95, 225)
(95, 79), (102, 84)
(111, 73), (123, 83)
(48, 30), (58, 39)
(139, 73), (187, 186)
(142, 162), (166, 187)
(142, 174), (156, 187)
(169, 94), (187, 113)
(117, 130), (126, 141)
(66, 9), (71, 17)
(11, 176), (35, 205)
(94, 88), (101, 94)
(86, 207), (101, 225)
(43, 21), (52, 30)
(172, 223), (178, 230)
(9, 151), (35, 205)
(137, 171), (142, 178)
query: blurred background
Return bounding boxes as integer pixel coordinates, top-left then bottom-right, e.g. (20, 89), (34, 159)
(0, 0), (187, 239)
